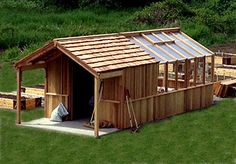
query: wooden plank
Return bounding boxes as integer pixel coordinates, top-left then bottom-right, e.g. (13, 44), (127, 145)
(193, 58), (198, 86)
(156, 64), (159, 94)
(175, 60), (178, 90)
(64, 40), (133, 49)
(201, 85), (206, 108)
(99, 70), (123, 79)
(21, 62), (46, 71)
(141, 99), (147, 123)
(67, 42), (135, 52)
(94, 78), (100, 138)
(211, 55), (215, 82)
(175, 91), (185, 114)
(100, 99), (120, 104)
(146, 64), (151, 96)
(44, 67), (48, 117)
(62, 38), (130, 47)
(60, 56), (63, 94)
(55, 33), (122, 42)
(120, 27), (180, 37)
(184, 59), (188, 88)
(46, 93), (68, 96)
(164, 63), (168, 92)
(159, 95), (166, 119)
(202, 56), (206, 84)
(16, 68), (22, 124)
(154, 97), (159, 120)
(186, 59), (190, 87)
(142, 65), (146, 97)
(147, 97), (154, 121)
(131, 101), (139, 125)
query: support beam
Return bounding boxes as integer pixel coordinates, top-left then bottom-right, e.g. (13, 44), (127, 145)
(44, 67), (48, 118)
(16, 68), (22, 124)
(21, 62), (46, 71)
(184, 59), (190, 88)
(164, 62), (168, 92)
(94, 77), (100, 138)
(99, 70), (123, 79)
(193, 58), (198, 86)
(202, 56), (206, 84)
(175, 61), (178, 90)
(211, 55), (215, 82)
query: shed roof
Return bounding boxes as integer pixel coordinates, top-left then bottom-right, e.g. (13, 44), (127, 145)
(15, 27), (213, 76)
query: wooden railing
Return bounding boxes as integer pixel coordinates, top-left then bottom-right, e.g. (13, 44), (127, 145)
(119, 83), (213, 129)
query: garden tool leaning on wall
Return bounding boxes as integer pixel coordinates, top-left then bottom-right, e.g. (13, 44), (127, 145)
(125, 89), (140, 133)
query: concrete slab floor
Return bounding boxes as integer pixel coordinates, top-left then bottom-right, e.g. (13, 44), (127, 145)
(20, 118), (119, 137)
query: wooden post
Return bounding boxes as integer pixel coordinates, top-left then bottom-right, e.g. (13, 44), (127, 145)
(44, 67), (48, 117)
(94, 77), (100, 138)
(184, 59), (188, 88)
(211, 55), (215, 82)
(202, 56), (206, 84)
(164, 62), (168, 92)
(16, 68), (22, 124)
(175, 60), (178, 90)
(193, 58), (198, 86)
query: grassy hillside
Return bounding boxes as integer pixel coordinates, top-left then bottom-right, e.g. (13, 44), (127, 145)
(0, 0), (235, 63)
(0, 6), (155, 62)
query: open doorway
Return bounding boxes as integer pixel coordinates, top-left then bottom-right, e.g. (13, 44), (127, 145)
(72, 62), (94, 120)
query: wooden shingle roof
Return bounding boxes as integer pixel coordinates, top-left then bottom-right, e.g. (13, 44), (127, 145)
(55, 35), (156, 72)
(15, 27), (214, 76)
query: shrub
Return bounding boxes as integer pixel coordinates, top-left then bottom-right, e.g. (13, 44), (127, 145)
(132, 0), (195, 26)
(0, 0), (41, 10)
(0, 47), (21, 62)
(40, 0), (157, 9)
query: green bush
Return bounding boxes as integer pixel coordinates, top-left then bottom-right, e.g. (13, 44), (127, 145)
(132, 0), (195, 26)
(131, 0), (236, 45)
(0, 0), (41, 9)
(0, 47), (21, 62)
(39, 0), (157, 9)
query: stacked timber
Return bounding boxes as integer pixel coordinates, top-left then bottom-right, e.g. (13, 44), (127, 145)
(21, 85), (45, 106)
(22, 85), (44, 96)
(213, 79), (236, 97)
(0, 92), (42, 110)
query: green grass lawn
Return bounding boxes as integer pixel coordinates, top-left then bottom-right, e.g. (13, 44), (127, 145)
(1, 99), (236, 163)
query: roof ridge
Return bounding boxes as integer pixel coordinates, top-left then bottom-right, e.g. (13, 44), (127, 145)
(53, 27), (181, 42)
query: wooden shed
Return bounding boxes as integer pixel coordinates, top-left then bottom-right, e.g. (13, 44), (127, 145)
(15, 27), (215, 137)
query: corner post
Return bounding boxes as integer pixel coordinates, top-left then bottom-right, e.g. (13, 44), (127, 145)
(175, 60), (178, 90)
(211, 55), (215, 82)
(16, 68), (22, 124)
(44, 67), (48, 118)
(94, 77), (100, 138)
(193, 58), (198, 86)
(184, 59), (189, 88)
(164, 62), (168, 92)
(202, 56), (206, 84)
